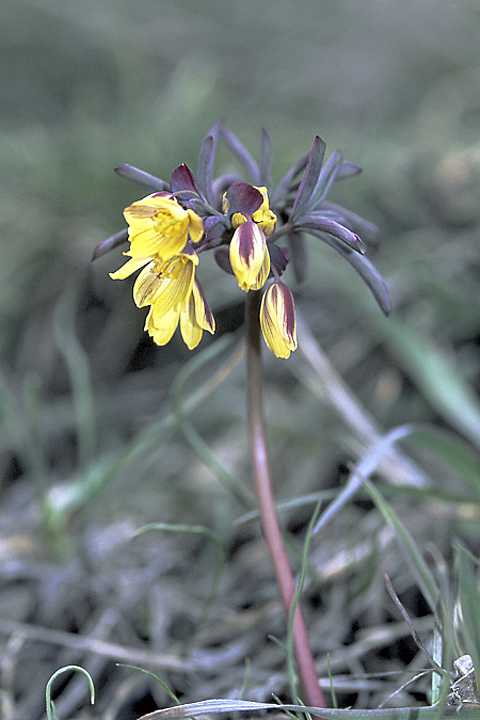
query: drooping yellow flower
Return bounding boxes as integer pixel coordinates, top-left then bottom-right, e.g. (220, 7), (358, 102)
(260, 282), (297, 358)
(229, 220), (270, 292)
(109, 193), (203, 280)
(144, 275), (215, 350)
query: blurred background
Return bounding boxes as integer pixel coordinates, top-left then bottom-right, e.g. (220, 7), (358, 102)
(2, 1), (480, 718)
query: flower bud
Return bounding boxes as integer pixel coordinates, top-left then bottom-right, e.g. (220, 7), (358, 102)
(229, 220), (270, 292)
(260, 282), (297, 358)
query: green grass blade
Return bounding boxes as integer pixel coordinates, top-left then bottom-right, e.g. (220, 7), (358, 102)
(313, 425), (412, 534)
(362, 478), (439, 612)
(455, 546), (480, 692)
(53, 286), (96, 473)
(134, 522), (227, 622)
(370, 317), (480, 454)
(46, 665), (95, 720)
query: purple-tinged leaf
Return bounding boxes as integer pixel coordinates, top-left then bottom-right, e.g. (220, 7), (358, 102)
(290, 136), (326, 222)
(271, 152), (309, 207)
(308, 228), (391, 315)
(197, 120), (223, 205)
(259, 128), (274, 187)
(287, 231), (308, 283)
(307, 149), (343, 210)
(300, 215), (366, 254)
(221, 128), (260, 184)
(321, 201), (380, 247)
(197, 135), (214, 202)
(114, 165), (168, 192)
(224, 182), (263, 218)
(268, 243), (291, 278)
(91, 229), (128, 261)
(335, 160), (362, 181)
(170, 163), (203, 197)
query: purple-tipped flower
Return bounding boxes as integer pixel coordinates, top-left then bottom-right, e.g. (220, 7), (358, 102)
(229, 220), (270, 292)
(260, 282), (297, 359)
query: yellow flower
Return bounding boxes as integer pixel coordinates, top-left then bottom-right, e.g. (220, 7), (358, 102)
(260, 282), (297, 358)
(229, 220), (271, 292)
(225, 186), (277, 236)
(124, 251), (214, 350)
(109, 193), (203, 279)
(145, 277), (215, 350)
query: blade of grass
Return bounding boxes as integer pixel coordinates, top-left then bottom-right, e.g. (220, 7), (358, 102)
(286, 503), (322, 705)
(116, 664), (182, 706)
(46, 666), (94, 720)
(137, 697), (480, 720)
(361, 478), (439, 612)
(454, 546), (480, 692)
(134, 522), (226, 622)
(313, 426), (412, 535)
(404, 426), (480, 500)
(53, 285), (96, 474)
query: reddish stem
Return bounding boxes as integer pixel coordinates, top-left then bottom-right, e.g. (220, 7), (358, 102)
(245, 290), (326, 712)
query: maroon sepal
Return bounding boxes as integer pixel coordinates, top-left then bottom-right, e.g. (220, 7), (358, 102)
(170, 163), (203, 196)
(269, 244), (291, 278)
(214, 247), (234, 276)
(224, 182), (263, 219)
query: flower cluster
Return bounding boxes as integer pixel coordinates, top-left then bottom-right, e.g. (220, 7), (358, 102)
(95, 122), (390, 358)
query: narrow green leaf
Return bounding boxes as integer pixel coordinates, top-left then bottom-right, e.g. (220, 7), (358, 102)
(134, 522), (226, 621)
(455, 546), (480, 692)
(46, 665), (94, 720)
(362, 478), (439, 612)
(53, 286), (96, 474)
(373, 318), (480, 453)
(137, 697), (480, 720)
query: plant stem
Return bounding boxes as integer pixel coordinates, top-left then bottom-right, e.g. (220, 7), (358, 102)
(245, 290), (326, 712)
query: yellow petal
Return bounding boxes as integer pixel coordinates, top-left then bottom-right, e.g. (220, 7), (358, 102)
(231, 212), (247, 230)
(192, 280), (215, 333)
(179, 302), (204, 350)
(124, 194), (187, 227)
(251, 186), (277, 236)
(187, 209), (205, 244)
(245, 251), (270, 291)
(109, 254), (153, 280)
(133, 259), (168, 307)
(260, 282), (297, 359)
(144, 305), (180, 346)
